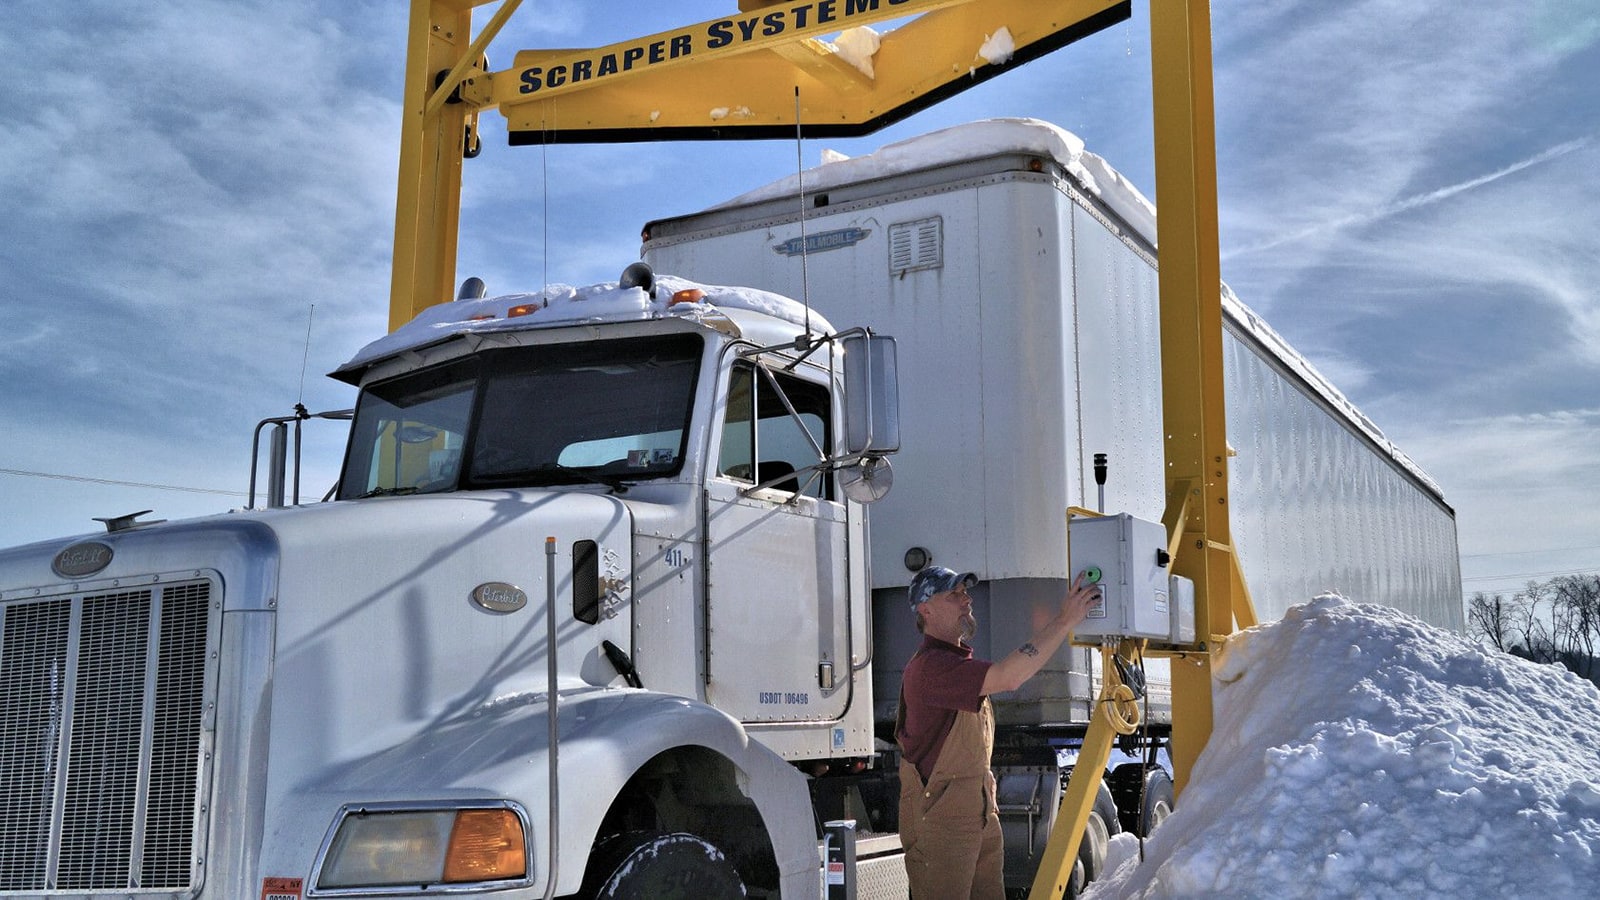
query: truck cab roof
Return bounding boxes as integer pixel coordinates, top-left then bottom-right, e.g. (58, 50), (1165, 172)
(333, 271), (834, 386)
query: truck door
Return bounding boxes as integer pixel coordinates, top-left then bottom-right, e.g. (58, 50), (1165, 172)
(704, 359), (850, 724)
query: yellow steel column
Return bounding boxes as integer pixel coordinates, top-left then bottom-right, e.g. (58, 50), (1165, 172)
(1149, 0), (1232, 796)
(390, 0), (474, 332)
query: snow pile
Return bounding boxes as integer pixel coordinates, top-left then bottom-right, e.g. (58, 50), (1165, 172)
(337, 274), (831, 375)
(1087, 595), (1600, 898)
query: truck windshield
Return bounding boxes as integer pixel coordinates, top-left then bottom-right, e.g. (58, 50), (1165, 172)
(339, 334), (703, 498)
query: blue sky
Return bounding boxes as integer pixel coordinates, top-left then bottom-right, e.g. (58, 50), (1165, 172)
(3, 1), (1597, 604)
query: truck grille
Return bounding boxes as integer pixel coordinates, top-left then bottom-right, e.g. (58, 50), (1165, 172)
(0, 578), (214, 894)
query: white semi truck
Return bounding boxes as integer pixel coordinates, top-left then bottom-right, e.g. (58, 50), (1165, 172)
(0, 120), (1461, 899)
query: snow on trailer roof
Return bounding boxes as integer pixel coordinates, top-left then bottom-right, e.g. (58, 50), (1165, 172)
(334, 274), (833, 383)
(715, 117), (1159, 248)
(721, 117), (1442, 498)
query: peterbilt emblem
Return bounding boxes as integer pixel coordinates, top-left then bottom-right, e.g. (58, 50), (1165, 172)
(472, 582), (527, 613)
(52, 541), (114, 578)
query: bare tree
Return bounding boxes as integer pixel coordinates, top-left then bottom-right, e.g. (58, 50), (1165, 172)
(1510, 580), (1559, 664)
(1466, 575), (1600, 683)
(1550, 574), (1600, 679)
(1468, 591), (1515, 651)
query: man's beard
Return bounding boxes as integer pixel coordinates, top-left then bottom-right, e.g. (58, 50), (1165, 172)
(959, 612), (977, 642)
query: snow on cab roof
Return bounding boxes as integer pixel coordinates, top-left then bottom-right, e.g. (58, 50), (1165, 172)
(720, 117), (1442, 498)
(335, 273), (833, 382)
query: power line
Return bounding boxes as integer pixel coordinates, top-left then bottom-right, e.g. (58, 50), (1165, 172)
(1462, 566), (1600, 586)
(1462, 545), (1600, 560)
(0, 467), (247, 498)
(1464, 566), (1600, 582)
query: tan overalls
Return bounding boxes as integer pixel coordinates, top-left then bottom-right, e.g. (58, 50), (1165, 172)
(897, 695), (1005, 899)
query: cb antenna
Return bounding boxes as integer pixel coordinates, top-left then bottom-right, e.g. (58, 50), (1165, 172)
(794, 85), (813, 339)
(296, 303), (316, 404)
(542, 108), (553, 297)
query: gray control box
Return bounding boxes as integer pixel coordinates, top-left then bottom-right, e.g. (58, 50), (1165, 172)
(1069, 513), (1174, 641)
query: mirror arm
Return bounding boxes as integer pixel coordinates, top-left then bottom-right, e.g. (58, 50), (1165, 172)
(755, 364), (827, 459)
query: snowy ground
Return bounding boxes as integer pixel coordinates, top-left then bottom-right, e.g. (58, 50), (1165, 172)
(1085, 595), (1600, 898)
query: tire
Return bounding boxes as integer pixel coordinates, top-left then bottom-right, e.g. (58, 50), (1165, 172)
(1108, 763), (1175, 837)
(1064, 775), (1122, 898)
(579, 831), (746, 900)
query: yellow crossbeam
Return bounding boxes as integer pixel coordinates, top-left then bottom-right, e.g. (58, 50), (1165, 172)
(494, 0), (1131, 142)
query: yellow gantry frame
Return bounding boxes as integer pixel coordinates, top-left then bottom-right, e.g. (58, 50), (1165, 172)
(391, 0), (1131, 327)
(389, 1), (1256, 895)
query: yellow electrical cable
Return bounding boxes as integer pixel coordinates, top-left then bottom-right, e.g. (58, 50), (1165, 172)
(1100, 645), (1143, 735)
(1104, 682), (1142, 734)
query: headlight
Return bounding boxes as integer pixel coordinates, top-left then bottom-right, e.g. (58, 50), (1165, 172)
(315, 803), (529, 892)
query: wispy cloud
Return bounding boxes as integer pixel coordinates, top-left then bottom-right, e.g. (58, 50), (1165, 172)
(1222, 138), (1591, 261)
(1386, 405), (1600, 580)
(5, 0), (1600, 595)
(1213, 1), (1595, 296)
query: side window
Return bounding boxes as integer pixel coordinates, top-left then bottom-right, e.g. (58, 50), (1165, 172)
(720, 365), (756, 482)
(718, 360), (833, 501)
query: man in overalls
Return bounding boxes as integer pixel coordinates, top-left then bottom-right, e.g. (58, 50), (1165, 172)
(896, 566), (1101, 899)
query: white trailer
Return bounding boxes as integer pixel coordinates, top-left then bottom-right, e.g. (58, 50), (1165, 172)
(642, 117), (1463, 891)
(0, 119), (1461, 900)
(642, 117), (1464, 648)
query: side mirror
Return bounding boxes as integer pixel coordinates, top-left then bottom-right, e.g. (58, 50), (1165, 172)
(841, 332), (900, 457)
(839, 455), (894, 504)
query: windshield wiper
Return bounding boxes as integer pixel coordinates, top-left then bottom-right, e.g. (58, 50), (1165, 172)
(358, 485), (420, 499)
(484, 463), (633, 493)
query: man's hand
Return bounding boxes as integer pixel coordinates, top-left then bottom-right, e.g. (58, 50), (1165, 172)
(1057, 571), (1102, 631)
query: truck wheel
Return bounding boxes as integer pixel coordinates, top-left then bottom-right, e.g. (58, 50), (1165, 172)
(1108, 763), (1175, 837)
(1063, 776), (1121, 897)
(580, 831), (746, 899)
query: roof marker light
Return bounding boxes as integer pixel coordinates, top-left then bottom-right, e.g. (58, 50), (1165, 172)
(669, 288), (706, 307)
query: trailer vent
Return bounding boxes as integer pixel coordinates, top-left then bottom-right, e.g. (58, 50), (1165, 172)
(889, 216), (943, 274)
(0, 578), (214, 894)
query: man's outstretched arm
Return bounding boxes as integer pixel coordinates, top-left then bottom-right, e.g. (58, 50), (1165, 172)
(981, 573), (1101, 695)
